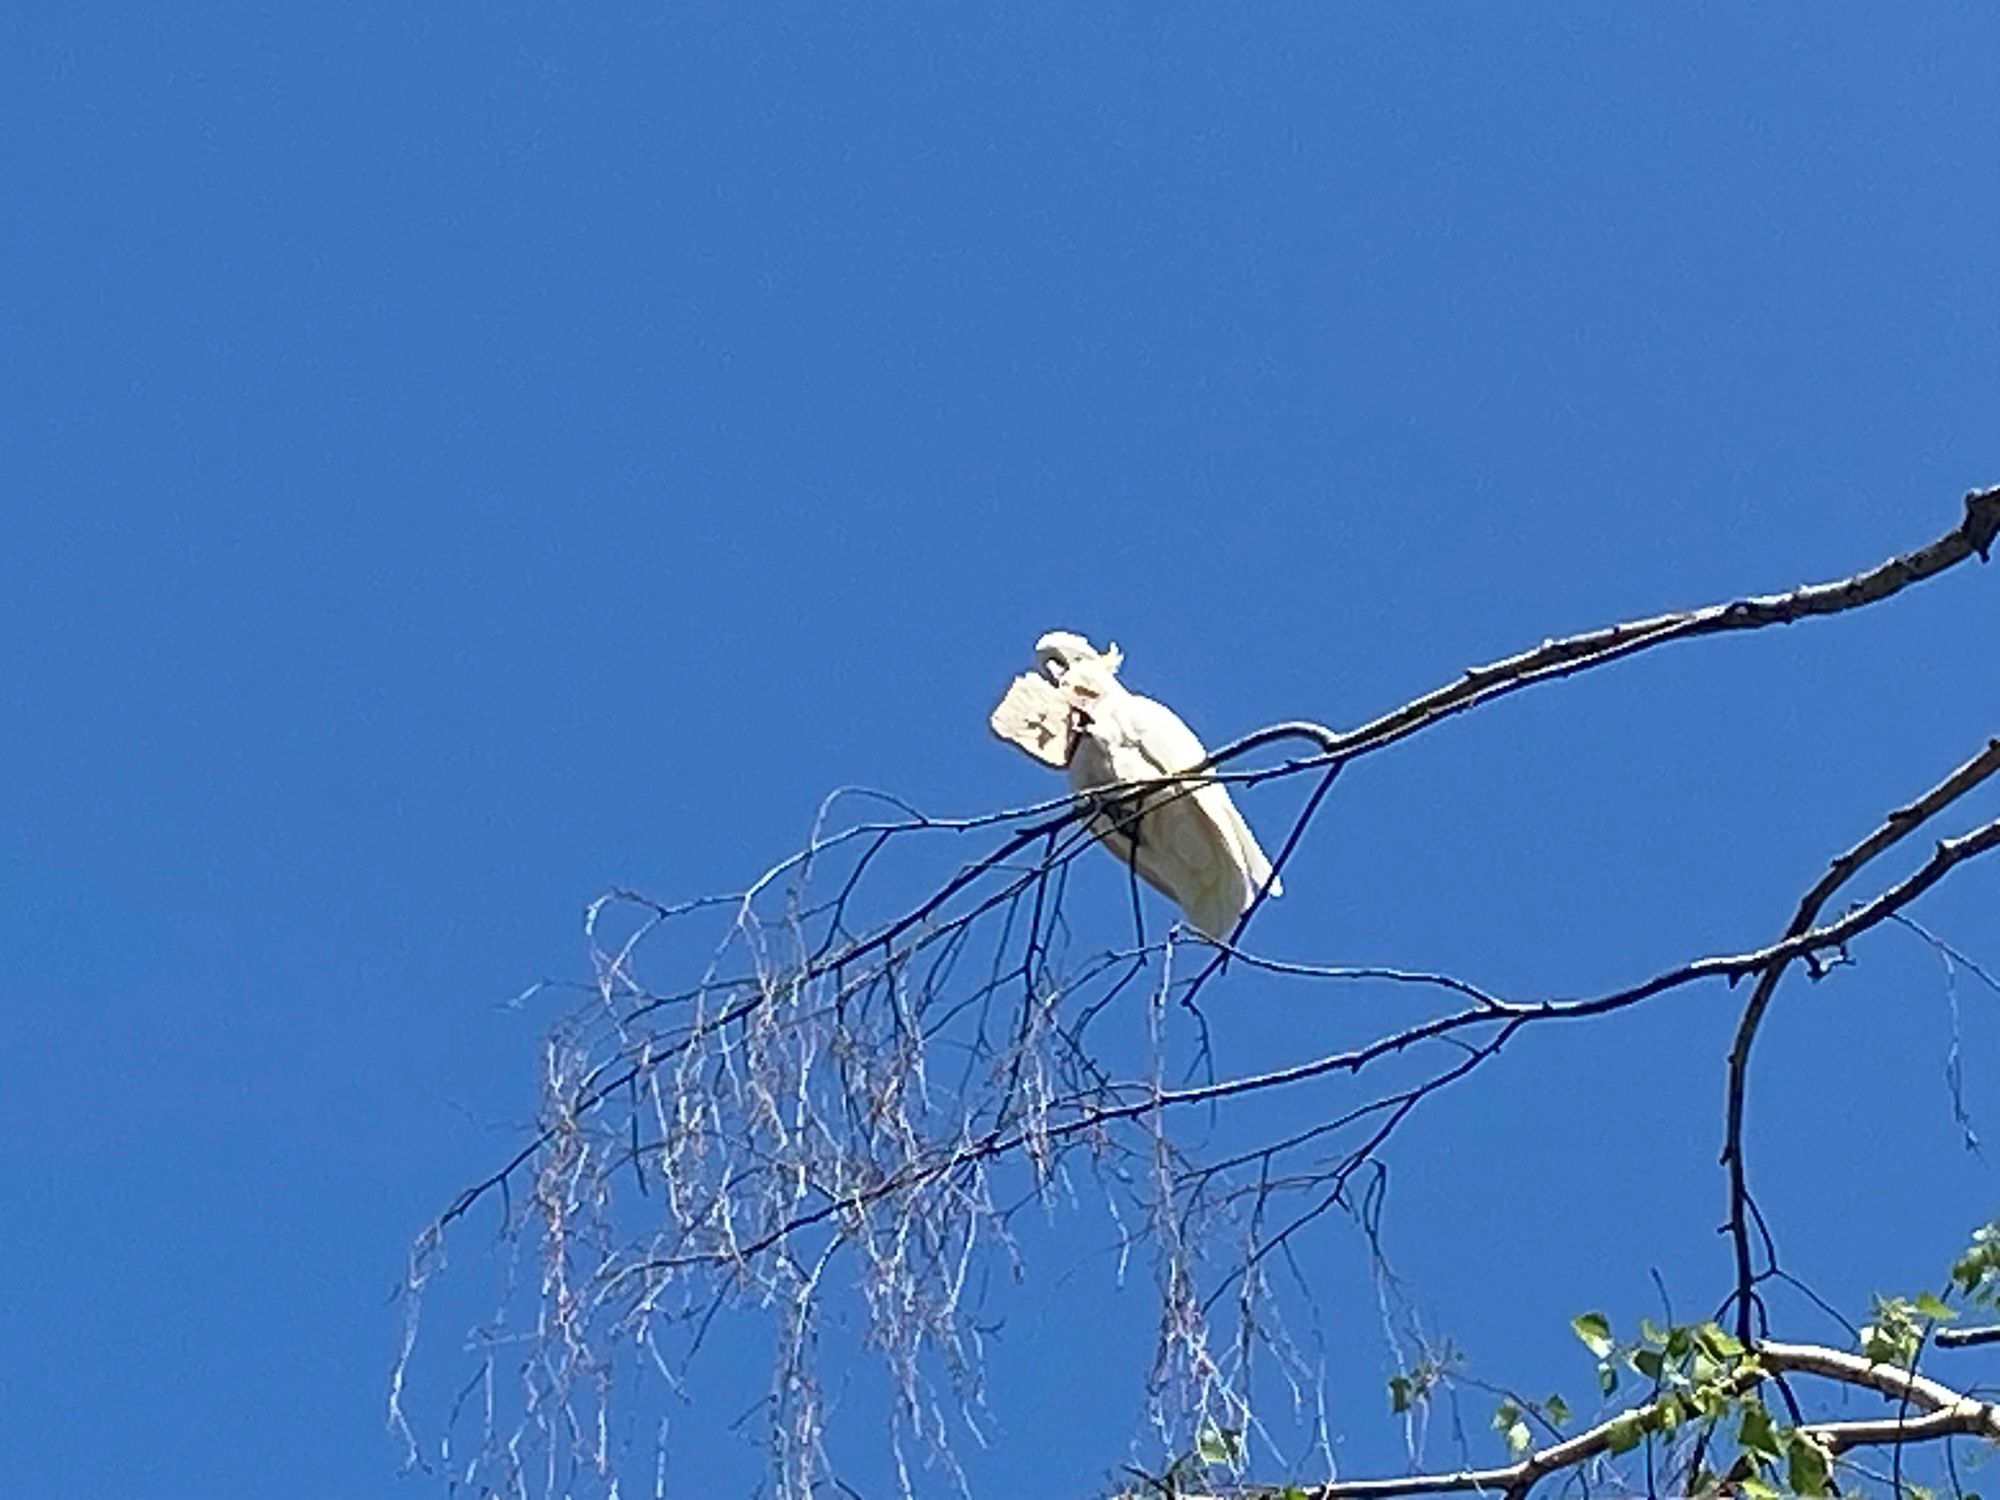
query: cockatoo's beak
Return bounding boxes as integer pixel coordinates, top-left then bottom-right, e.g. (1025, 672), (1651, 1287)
(1033, 631), (1108, 687)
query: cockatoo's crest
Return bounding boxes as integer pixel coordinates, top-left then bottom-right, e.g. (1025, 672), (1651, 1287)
(1034, 631), (1123, 687)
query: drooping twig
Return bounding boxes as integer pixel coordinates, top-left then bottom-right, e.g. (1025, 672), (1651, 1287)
(614, 805), (2000, 1291)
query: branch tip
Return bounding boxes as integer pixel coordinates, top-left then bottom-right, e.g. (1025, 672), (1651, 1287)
(1967, 483), (2000, 561)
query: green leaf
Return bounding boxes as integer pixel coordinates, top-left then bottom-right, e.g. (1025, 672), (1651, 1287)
(1604, 1414), (1645, 1454)
(1389, 1376), (1412, 1414)
(1544, 1393), (1570, 1427)
(1739, 1401), (1780, 1459)
(1739, 1479), (1782, 1500)
(1492, 1400), (1532, 1454)
(1696, 1322), (1746, 1360)
(1597, 1361), (1619, 1396)
(1651, 1395), (1684, 1436)
(1194, 1424), (1241, 1467)
(1572, 1311), (1614, 1359)
(1631, 1348), (1665, 1380)
(1786, 1432), (1831, 1496)
(1957, 1221), (2000, 1304)
(1639, 1317), (1668, 1348)
(1915, 1291), (1957, 1322)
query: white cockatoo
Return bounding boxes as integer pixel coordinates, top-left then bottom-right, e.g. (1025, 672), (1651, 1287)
(989, 631), (1281, 941)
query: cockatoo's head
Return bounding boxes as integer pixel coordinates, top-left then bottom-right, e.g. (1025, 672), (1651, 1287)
(1034, 631), (1123, 688)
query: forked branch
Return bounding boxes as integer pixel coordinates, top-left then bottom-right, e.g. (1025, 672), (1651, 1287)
(1722, 737), (2000, 1341)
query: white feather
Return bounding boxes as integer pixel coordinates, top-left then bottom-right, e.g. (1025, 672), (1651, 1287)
(1028, 633), (1281, 941)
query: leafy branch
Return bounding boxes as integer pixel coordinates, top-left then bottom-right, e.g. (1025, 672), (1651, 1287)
(1148, 1246), (2000, 1500)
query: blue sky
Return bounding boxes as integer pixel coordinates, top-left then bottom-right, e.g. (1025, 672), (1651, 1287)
(3, 4), (1997, 1497)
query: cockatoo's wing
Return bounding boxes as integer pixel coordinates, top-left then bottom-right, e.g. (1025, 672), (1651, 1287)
(1121, 693), (1284, 931)
(1070, 688), (1281, 941)
(988, 671), (1075, 768)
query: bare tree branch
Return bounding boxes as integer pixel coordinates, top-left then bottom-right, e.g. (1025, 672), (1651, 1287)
(1210, 482), (2000, 772)
(1722, 738), (2000, 1340)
